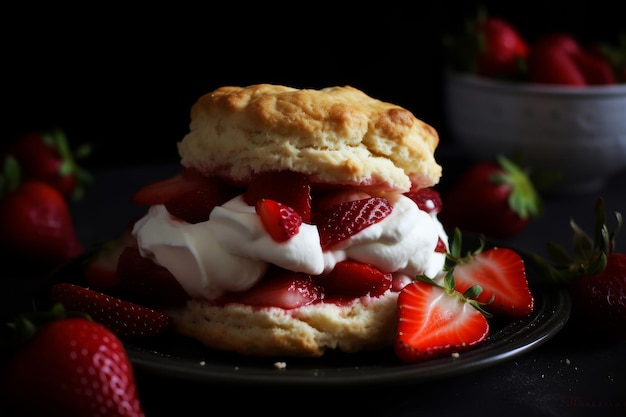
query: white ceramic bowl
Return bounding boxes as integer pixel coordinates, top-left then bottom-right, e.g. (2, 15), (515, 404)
(443, 71), (626, 194)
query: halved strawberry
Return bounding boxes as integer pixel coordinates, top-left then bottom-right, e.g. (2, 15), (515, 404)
(315, 197), (393, 250)
(216, 266), (324, 309)
(446, 230), (534, 318)
(395, 272), (490, 363)
(131, 167), (208, 206)
(244, 171), (312, 222)
(404, 187), (442, 215)
(315, 260), (392, 298)
(312, 189), (372, 214)
(115, 246), (190, 307)
(256, 199), (302, 242)
(50, 282), (171, 338)
(164, 177), (240, 223)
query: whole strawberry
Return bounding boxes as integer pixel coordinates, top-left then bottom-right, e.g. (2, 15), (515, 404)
(444, 9), (528, 80)
(528, 33), (616, 86)
(0, 157), (84, 271)
(4, 128), (92, 200)
(0, 304), (146, 417)
(439, 155), (542, 240)
(570, 252), (626, 339)
(533, 198), (625, 340)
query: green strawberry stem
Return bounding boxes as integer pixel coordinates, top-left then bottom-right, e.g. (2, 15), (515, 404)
(532, 198), (622, 285)
(4, 303), (92, 352)
(0, 156), (21, 199)
(415, 270), (493, 318)
(43, 128), (94, 201)
(495, 154), (542, 219)
(444, 227), (486, 269)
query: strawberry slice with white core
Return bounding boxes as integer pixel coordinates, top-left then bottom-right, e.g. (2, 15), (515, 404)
(256, 198), (303, 242)
(395, 273), (490, 363)
(451, 246), (534, 318)
(316, 197), (393, 250)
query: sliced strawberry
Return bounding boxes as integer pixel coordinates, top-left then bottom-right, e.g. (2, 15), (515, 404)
(217, 266), (324, 309)
(131, 167), (207, 206)
(115, 246), (190, 307)
(404, 187), (442, 214)
(244, 171), (312, 222)
(165, 176), (240, 223)
(50, 282), (171, 338)
(312, 189), (372, 214)
(315, 197), (393, 250)
(315, 260), (392, 298)
(83, 219), (137, 290)
(449, 239), (534, 318)
(394, 273), (490, 363)
(256, 199), (302, 242)
(435, 237), (447, 253)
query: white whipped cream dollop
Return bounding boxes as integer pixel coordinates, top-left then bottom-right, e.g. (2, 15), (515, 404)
(133, 193), (447, 300)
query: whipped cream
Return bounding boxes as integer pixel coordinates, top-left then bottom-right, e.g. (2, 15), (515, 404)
(133, 194), (447, 300)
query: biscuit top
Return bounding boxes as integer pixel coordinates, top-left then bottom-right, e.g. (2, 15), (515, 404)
(177, 84), (442, 192)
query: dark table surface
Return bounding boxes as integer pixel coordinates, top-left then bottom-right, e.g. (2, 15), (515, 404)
(2, 151), (625, 417)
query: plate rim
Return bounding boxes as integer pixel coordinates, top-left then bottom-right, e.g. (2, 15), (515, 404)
(36, 238), (571, 387)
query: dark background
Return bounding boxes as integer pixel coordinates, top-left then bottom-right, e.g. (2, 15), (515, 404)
(3, 1), (624, 169)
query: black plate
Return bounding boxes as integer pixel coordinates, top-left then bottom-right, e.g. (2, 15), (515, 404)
(35, 239), (570, 387)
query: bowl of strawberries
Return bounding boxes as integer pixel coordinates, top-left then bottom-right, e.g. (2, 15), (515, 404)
(442, 13), (626, 194)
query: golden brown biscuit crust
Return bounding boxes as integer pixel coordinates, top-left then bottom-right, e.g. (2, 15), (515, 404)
(177, 84), (441, 192)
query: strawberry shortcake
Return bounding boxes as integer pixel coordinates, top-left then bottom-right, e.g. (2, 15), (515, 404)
(122, 84), (448, 357)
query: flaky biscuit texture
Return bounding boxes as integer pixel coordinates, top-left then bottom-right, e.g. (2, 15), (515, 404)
(163, 291), (399, 357)
(177, 84), (441, 192)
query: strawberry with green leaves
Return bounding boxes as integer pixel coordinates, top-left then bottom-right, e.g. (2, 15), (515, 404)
(395, 228), (535, 362)
(444, 10), (528, 80)
(0, 304), (146, 417)
(533, 198), (625, 340)
(3, 128), (92, 201)
(439, 155), (542, 240)
(0, 157), (84, 271)
(395, 271), (491, 363)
